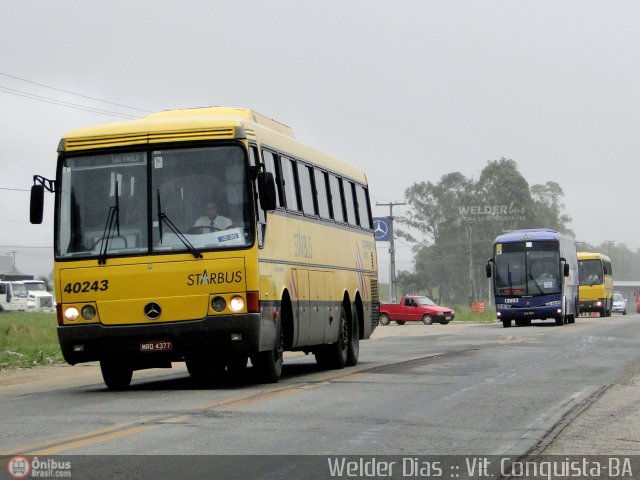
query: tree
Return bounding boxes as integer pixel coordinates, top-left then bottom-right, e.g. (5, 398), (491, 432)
(397, 158), (573, 305)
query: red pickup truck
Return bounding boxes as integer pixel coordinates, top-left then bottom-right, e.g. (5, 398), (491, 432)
(379, 295), (455, 325)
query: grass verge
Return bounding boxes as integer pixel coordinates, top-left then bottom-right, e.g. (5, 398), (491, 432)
(451, 305), (497, 323)
(0, 312), (64, 370)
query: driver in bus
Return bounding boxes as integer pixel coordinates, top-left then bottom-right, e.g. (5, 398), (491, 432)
(194, 199), (232, 231)
(534, 259), (557, 287)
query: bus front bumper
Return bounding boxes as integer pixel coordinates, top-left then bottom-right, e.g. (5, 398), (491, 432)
(496, 306), (563, 321)
(578, 300), (605, 313)
(57, 313), (274, 365)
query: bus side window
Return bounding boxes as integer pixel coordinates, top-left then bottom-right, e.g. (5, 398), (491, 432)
(328, 174), (346, 223)
(313, 168), (331, 220)
(298, 163), (317, 216)
(261, 149), (284, 208)
(280, 156), (300, 212)
(249, 145), (266, 248)
(355, 184), (372, 230)
(342, 179), (358, 226)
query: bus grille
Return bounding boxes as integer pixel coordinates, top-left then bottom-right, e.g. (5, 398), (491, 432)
(370, 277), (379, 328)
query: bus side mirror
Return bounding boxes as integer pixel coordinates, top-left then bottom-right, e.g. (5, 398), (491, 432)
(564, 263), (570, 277)
(30, 185), (45, 224)
(486, 260), (493, 278)
(257, 171), (277, 211)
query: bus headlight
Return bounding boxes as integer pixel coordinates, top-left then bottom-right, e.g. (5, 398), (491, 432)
(545, 300), (561, 306)
(64, 307), (79, 321)
(81, 305), (97, 320)
(211, 296), (226, 312)
(496, 304), (511, 309)
(229, 296), (245, 312)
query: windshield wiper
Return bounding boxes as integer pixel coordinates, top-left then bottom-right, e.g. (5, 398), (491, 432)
(98, 181), (121, 265)
(156, 189), (202, 259)
(528, 267), (544, 294)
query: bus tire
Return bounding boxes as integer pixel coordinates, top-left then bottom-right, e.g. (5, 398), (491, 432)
(226, 355), (248, 375)
(555, 316), (564, 326)
(315, 305), (348, 369)
(252, 322), (284, 383)
(379, 313), (390, 326)
(502, 319), (511, 328)
(100, 359), (133, 390)
(186, 355), (225, 377)
(422, 315), (433, 325)
(346, 307), (359, 367)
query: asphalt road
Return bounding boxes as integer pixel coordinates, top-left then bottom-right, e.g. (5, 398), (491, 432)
(1, 315), (639, 479)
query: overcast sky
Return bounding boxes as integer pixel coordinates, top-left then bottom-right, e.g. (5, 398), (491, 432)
(2, 0), (639, 278)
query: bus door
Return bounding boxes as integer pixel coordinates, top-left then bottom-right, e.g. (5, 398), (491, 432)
(293, 269), (311, 346)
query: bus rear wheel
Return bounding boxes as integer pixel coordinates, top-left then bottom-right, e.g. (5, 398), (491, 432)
(100, 359), (133, 390)
(346, 307), (359, 367)
(315, 305), (348, 369)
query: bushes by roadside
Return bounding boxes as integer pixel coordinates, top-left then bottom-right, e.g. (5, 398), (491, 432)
(0, 312), (63, 369)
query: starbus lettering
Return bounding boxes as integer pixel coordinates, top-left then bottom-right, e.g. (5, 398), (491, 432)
(187, 270), (243, 286)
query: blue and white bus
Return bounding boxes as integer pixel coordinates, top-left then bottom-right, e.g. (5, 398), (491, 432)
(486, 228), (579, 328)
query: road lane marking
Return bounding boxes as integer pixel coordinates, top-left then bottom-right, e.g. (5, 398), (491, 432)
(0, 338), (545, 455)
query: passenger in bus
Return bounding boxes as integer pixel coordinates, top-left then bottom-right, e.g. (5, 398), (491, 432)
(194, 199), (232, 231)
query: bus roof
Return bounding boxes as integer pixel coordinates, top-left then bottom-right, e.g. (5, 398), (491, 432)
(577, 251), (611, 262)
(494, 228), (563, 244)
(59, 106), (367, 183)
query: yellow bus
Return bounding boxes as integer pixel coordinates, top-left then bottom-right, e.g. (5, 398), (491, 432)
(30, 107), (379, 389)
(577, 252), (613, 317)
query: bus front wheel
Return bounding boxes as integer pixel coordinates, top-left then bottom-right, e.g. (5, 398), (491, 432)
(252, 323), (284, 383)
(100, 359), (133, 390)
(502, 319), (511, 328)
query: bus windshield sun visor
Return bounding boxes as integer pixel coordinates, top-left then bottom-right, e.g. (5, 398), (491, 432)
(156, 189), (202, 259)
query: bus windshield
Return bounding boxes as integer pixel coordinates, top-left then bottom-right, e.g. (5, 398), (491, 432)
(578, 259), (603, 286)
(57, 145), (252, 259)
(494, 241), (561, 296)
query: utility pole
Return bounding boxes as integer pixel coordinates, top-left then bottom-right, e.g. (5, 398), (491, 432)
(604, 240), (615, 257)
(376, 201), (406, 302)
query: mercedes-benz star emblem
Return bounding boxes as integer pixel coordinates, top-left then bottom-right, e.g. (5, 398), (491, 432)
(373, 220), (388, 239)
(144, 302), (162, 320)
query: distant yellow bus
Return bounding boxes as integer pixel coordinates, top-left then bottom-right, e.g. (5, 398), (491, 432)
(30, 107), (379, 389)
(577, 252), (613, 317)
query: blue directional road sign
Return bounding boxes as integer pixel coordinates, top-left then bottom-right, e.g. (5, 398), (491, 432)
(372, 217), (392, 242)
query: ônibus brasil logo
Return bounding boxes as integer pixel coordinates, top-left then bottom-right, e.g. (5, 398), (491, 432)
(7, 456), (30, 479)
(7, 456), (72, 478)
